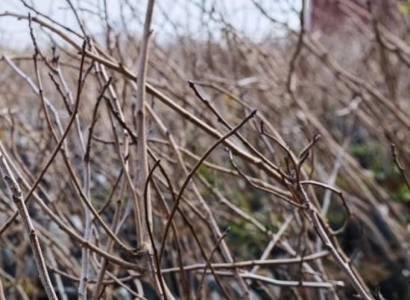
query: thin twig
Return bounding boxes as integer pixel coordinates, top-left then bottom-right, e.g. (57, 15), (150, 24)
(0, 153), (58, 299)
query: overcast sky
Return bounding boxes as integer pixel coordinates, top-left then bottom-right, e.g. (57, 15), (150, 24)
(1, 0), (300, 49)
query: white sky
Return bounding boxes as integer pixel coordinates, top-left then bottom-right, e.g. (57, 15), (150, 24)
(1, 0), (300, 49)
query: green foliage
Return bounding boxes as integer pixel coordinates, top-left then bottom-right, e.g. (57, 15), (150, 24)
(227, 221), (265, 259)
(326, 197), (348, 228)
(398, 1), (410, 15)
(198, 164), (214, 185)
(350, 140), (410, 204)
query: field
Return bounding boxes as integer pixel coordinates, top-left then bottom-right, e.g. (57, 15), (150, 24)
(0, 1), (409, 299)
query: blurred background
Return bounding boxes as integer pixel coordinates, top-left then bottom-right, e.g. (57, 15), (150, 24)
(0, 1), (410, 300)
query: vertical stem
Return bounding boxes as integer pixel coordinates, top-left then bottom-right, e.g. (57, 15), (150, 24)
(133, 1), (171, 299)
(0, 276), (6, 300)
(135, 0), (155, 251)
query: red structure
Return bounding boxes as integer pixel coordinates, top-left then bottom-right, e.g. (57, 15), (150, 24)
(308, 0), (399, 33)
